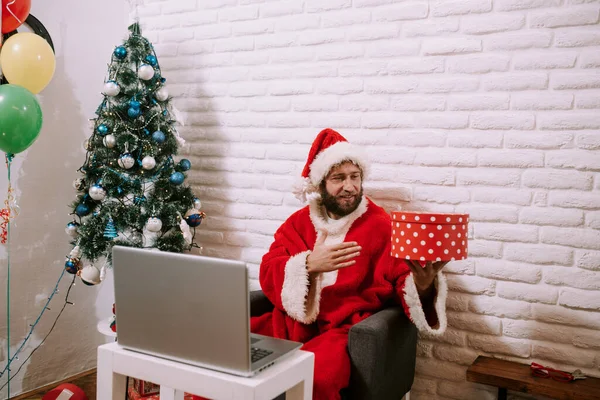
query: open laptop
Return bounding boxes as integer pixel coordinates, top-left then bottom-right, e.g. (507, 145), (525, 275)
(112, 245), (302, 377)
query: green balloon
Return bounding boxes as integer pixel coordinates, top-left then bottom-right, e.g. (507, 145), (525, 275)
(0, 84), (43, 154)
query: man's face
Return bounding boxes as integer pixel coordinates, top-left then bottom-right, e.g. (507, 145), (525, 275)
(320, 162), (363, 218)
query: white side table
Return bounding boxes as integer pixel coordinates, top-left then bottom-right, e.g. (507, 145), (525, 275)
(97, 342), (315, 400)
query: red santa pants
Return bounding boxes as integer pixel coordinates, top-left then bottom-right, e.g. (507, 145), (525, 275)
(251, 312), (351, 400)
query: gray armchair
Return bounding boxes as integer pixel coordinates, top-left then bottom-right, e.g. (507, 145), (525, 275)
(250, 290), (417, 400)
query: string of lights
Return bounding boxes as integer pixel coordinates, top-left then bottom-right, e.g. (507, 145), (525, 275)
(0, 272), (76, 390)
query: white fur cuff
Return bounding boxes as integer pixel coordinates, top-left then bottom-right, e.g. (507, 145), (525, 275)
(281, 251), (322, 324)
(402, 272), (448, 336)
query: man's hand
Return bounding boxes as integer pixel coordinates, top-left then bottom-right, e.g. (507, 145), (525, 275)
(306, 231), (361, 274)
(406, 260), (449, 297)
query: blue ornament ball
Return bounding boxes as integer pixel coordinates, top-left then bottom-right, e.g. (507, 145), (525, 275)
(152, 130), (166, 143)
(75, 203), (91, 217)
(96, 124), (109, 136)
(129, 99), (141, 109)
(145, 54), (158, 66)
(186, 213), (204, 227)
(144, 128), (150, 136)
(65, 259), (79, 274)
(128, 107), (141, 118)
(169, 172), (185, 185)
(161, 77), (167, 83)
(114, 46), (127, 59)
(179, 159), (191, 171)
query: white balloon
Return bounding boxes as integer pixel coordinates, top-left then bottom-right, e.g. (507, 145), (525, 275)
(103, 134), (116, 148)
(142, 156), (156, 170)
(138, 64), (155, 81)
(103, 81), (120, 97)
(155, 86), (169, 101)
(146, 217), (163, 232)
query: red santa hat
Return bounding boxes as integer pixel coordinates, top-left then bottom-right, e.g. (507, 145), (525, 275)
(293, 128), (369, 203)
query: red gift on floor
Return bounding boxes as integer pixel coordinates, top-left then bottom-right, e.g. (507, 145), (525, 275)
(391, 211), (469, 262)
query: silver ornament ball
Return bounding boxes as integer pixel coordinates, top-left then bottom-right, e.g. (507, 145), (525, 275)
(118, 154), (135, 169)
(89, 185), (107, 201)
(103, 134), (116, 148)
(155, 86), (169, 102)
(193, 198), (202, 210)
(65, 223), (79, 238)
(80, 265), (102, 285)
(103, 81), (120, 97)
(142, 155), (156, 170)
(146, 217), (163, 232)
(138, 64), (155, 81)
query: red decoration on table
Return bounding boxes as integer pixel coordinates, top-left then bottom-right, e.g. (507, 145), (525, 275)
(110, 303), (117, 332)
(390, 211), (469, 262)
(530, 362), (586, 382)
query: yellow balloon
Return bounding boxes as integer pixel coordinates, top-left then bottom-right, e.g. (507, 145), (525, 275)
(0, 32), (56, 94)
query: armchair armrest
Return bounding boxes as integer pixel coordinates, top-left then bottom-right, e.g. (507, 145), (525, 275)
(250, 290), (274, 317)
(347, 307), (418, 400)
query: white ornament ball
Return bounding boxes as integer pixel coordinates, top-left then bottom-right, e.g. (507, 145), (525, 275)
(69, 245), (82, 259)
(103, 134), (116, 148)
(138, 64), (155, 81)
(146, 217), (163, 232)
(65, 223), (79, 238)
(73, 178), (85, 192)
(89, 185), (107, 201)
(142, 155), (156, 170)
(80, 265), (102, 285)
(155, 86), (169, 102)
(118, 153), (135, 169)
(193, 198), (202, 210)
(103, 81), (120, 97)
(123, 193), (135, 206)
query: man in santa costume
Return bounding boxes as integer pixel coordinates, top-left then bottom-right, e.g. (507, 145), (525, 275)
(251, 128), (449, 400)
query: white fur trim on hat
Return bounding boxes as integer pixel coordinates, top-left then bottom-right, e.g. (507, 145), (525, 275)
(292, 176), (321, 203)
(308, 141), (370, 188)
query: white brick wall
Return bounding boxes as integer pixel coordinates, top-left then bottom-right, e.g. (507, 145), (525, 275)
(133, 0), (600, 397)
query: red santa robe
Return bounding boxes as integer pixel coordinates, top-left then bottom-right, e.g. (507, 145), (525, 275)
(251, 195), (448, 400)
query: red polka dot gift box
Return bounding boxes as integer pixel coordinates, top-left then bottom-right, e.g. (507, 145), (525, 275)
(390, 211), (469, 262)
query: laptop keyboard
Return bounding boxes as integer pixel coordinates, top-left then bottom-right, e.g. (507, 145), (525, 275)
(251, 347), (273, 363)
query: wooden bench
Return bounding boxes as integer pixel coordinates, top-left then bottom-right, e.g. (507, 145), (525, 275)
(467, 356), (600, 400)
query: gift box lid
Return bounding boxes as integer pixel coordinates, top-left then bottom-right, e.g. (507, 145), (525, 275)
(391, 211), (469, 225)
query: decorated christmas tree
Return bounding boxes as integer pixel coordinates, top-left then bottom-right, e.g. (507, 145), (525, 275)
(65, 23), (204, 286)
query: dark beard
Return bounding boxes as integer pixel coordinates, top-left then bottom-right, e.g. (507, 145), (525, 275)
(320, 187), (363, 218)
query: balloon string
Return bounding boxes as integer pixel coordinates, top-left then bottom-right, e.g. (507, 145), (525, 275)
(5, 0), (22, 25)
(4, 153), (13, 398)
